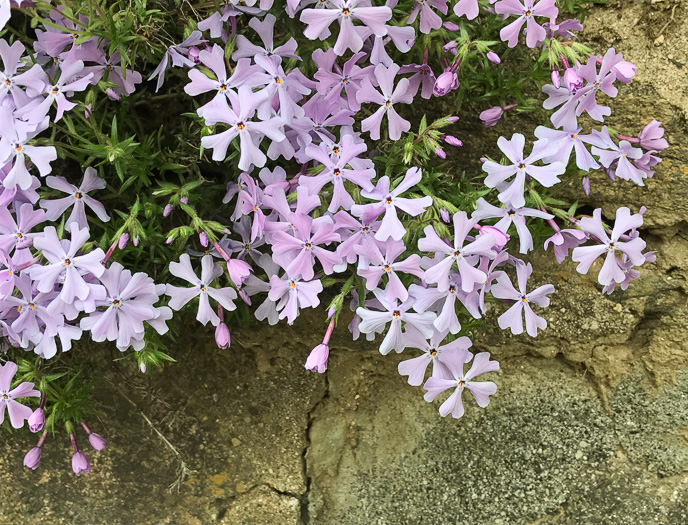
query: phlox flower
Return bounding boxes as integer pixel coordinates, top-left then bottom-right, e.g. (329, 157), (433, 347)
(200, 85), (286, 172)
(472, 197), (553, 253)
(0, 202), (45, 256)
(302, 133), (375, 212)
(418, 211), (496, 293)
(268, 272), (323, 325)
(184, 44), (263, 100)
(407, 0), (448, 34)
(313, 49), (374, 112)
(233, 14), (300, 62)
(589, 127), (646, 186)
(40, 167), (110, 231)
(17, 60), (94, 123)
(355, 238), (423, 303)
(80, 262), (167, 350)
(148, 31), (206, 92)
(166, 254), (237, 326)
(533, 126), (600, 171)
(0, 361), (40, 428)
(270, 214), (341, 280)
(0, 110), (57, 190)
(481, 133), (565, 208)
(356, 288), (436, 355)
(423, 350), (499, 418)
(0, 39), (47, 107)
(30, 223), (106, 304)
(300, 0), (392, 56)
(491, 261), (554, 336)
(571, 207), (647, 286)
(544, 228), (587, 263)
(351, 167), (432, 242)
(495, 0), (559, 48)
(398, 328), (473, 386)
(356, 63), (413, 141)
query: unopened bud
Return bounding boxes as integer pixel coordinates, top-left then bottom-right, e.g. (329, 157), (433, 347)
(118, 232), (129, 249)
(163, 204), (173, 217)
(486, 52), (501, 64)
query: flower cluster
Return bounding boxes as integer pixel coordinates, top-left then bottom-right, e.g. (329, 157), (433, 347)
(0, 0), (664, 476)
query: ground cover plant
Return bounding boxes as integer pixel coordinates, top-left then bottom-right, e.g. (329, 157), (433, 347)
(0, 0), (667, 475)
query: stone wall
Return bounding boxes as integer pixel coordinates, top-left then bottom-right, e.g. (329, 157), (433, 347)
(1, 0), (687, 523)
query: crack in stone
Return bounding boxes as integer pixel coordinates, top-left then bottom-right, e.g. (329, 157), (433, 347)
(300, 368), (331, 525)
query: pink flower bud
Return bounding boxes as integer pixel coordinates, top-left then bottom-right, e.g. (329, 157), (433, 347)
(433, 70), (459, 97)
(238, 289), (252, 306)
(486, 52), (501, 64)
(118, 232), (129, 250)
(581, 176), (591, 195)
(305, 344), (329, 374)
(72, 451), (90, 476)
(479, 106), (504, 126)
(180, 197), (189, 204)
(551, 69), (561, 89)
(215, 322), (231, 349)
(480, 225), (510, 250)
(88, 433), (108, 451)
(163, 204), (173, 217)
(435, 146), (446, 159)
(443, 41), (458, 55)
(140, 363), (147, 373)
(165, 236), (174, 244)
(23, 447), (41, 470)
(445, 116), (460, 123)
(199, 231), (208, 247)
(443, 21), (460, 31)
(132, 235), (139, 247)
(187, 46), (201, 64)
(441, 135), (462, 147)
(563, 67), (584, 91)
(440, 209), (451, 223)
(28, 408), (45, 433)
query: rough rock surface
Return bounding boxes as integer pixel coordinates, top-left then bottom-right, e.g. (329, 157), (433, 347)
(2, 1), (688, 524)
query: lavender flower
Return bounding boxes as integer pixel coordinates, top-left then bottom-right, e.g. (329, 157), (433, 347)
(268, 273), (323, 325)
(544, 228), (588, 263)
(233, 14), (300, 62)
(0, 109), (57, 190)
(0, 361), (40, 428)
(355, 238), (423, 302)
(300, 0), (392, 56)
(356, 63), (413, 141)
(398, 328), (473, 385)
(31, 224), (106, 304)
(148, 31), (206, 92)
(491, 261), (554, 336)
(166, 254), (237, 326)
(408, 0), (448, 34)
(423, 351), (499, 418)
(199, 85), (286, 172)
(40, 168), (110, 231)
(418, 211), (496, 293)
(571, 207), (647, 286)
(472, 197), (553, 253)
(481, 133), (565, 208)
(351, 167), (432, 242)
(495, 0), (559, 48)
(356, 288), (436, 355)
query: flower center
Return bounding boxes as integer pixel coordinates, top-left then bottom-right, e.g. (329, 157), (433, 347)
(15, 232), (23, 239)
(237, 122), (245, 130)
(305, 242), (312, 250)
(51, 87), (59, 94)
(525, 10), (531, 16)
(332, 147), (340, 154)
(429, 348), (437, 356)
(4, 79), (10, 86)
(449, 285), (456, 293)
(385, 196), (393, 205)
(112, 299), (121, 307)
(518, 163), (526, 170)
(290, 281), (296, 288)
(608, 243), (616, 251)
(458, 380), (465, 387)
(342, 8), (350, 15)
(1, 393), (8, 400)
(220, 84), (227, 91)
(244, 244), (251, 252)
(384, 264), (391, 272)
(275, 77), (282, 84)
(521, 296), (529, 302)
(64, 258), (71, 266)
(384, 100), (391, 107)
(75, 192), (82, 199)
(333, 168), (341, 177)
(200, 285), (207, 292)
(15, 145), (22, 152)
(392, 310), (401, 318)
